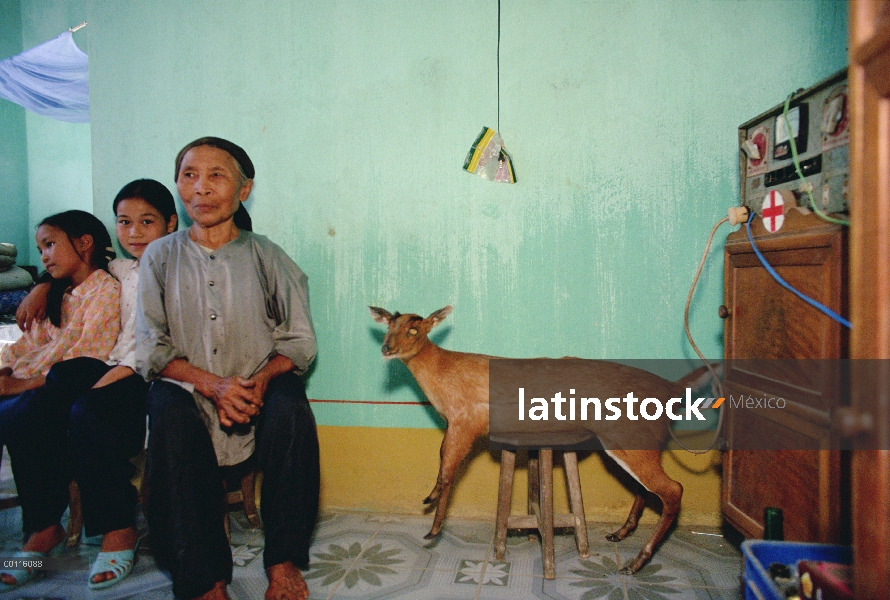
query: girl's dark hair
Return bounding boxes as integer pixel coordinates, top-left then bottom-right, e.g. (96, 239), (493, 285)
(174, 136), (254, 232)
(38, 210), (116, 327)
(113, 179), (178, 230)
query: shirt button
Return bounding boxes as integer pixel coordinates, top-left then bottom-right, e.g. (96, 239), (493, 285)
(210, 314), (217, 320)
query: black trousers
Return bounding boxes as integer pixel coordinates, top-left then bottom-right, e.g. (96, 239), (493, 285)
(145, 372), (320, 599)
(0, 357), (147, 536)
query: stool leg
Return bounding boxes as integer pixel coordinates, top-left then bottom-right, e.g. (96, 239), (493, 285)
(563, 451), (589, 558)
(222, 480), (232, 544)
(539, 448), (555, 580)
(241, 471), (261, 529)
(66, 480), (83, 547)
(494, 450), (515, 560)
(528, 450), (539, 542)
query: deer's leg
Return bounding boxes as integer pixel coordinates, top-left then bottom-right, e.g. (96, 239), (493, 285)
(605, 449), (682, 575)
(605, 483), (646, 542)
(422, 432), (450, 505)
(423, 425), (478, 539)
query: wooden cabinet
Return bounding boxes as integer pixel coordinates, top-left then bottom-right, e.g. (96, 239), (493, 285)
(721, 209), (850, 543)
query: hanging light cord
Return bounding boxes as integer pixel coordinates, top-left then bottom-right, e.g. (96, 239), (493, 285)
(497, 0), (501, 132)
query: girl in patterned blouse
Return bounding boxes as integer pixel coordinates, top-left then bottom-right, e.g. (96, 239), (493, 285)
(0, 187), (175, 592)
(0, 210), (120, 392)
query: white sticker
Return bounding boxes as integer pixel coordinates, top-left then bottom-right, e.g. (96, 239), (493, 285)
(746, 125), (770, 177)
(775, 107), (800, 144)
(761, 190), (785, 233)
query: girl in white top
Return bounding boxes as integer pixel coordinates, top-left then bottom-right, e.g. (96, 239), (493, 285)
(10, 179), (177, 591)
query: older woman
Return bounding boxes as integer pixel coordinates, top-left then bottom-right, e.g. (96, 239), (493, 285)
(136, 137), (319, 600)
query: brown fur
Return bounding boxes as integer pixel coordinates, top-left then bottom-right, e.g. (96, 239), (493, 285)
(370, 305), (712, 574)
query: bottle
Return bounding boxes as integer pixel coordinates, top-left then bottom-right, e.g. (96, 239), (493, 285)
(763, 507), (784, 541)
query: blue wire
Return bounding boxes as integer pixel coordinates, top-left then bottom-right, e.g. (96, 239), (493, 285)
(745, 211), (852, 329)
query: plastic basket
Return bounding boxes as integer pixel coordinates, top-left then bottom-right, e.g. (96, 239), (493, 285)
(741, 540), (852, 600)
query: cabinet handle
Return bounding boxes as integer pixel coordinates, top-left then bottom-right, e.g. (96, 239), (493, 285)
(833, 407), (874, 437)
(718, 305), (731, 319)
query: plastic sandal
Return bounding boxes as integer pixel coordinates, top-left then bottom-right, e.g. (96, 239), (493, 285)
(87, 541), (139, 590)
(0, 550), (46, 592)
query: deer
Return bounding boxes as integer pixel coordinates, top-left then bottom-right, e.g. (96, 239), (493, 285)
(369, 304), (717, 575)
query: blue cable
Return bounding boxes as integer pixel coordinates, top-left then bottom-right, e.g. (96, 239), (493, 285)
(745, 211), (852, 329)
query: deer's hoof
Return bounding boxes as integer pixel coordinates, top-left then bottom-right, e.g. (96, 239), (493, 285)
(423, 531), (439, 540)
(605, 533), (622, 542)
(422, 496), (434, 505)
(618, 557), (647, 575)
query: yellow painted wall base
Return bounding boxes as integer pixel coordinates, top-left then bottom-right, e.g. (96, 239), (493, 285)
(317, 426), (723, 527)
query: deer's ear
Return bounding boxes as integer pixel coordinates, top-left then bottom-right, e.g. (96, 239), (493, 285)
(369, 306), (393, 324)
(427, 305), (453, 328)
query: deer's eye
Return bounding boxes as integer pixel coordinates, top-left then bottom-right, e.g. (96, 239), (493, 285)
(408, 328), (418, 336)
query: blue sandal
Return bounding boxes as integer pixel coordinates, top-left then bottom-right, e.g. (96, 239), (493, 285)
(0, 550), (46, 592)
(88, 541), (139, 590)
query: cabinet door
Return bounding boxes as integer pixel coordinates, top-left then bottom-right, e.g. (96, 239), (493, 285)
(722, 382), (848, 542)
(723, 212), (846, 363)
(722, 212), (849, 542)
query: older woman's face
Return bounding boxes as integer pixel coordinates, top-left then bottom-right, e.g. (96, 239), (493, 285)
(176, 145), (253, 229)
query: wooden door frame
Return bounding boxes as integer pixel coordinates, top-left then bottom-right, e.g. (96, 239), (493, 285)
(849, 1), (890, 597)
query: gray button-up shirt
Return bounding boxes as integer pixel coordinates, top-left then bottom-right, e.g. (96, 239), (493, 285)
(135, 229), (316, 465)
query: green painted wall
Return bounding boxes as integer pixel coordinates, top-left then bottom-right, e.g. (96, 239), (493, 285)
(18, 0), (92, 268)
(0, 0), (29, 263)
(80, 0), (847, 427)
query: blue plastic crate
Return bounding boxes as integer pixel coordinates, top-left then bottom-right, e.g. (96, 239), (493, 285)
(742, 540), (852, 600)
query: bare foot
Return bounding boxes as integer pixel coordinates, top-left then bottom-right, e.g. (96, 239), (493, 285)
(90, 526), (139, 585)
(193, 580), (229, 600)
(22, 523), (65, 553)
(0, 523), (65, 586)
(266, 562), (309, 600)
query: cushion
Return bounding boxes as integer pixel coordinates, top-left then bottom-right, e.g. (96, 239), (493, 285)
(0, 266), (34, 291)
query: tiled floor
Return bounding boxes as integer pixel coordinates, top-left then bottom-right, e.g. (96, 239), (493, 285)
(0, 462), (744, 599)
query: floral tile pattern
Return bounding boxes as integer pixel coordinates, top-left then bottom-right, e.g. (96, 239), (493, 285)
(568, 559), (682, 600)
(232, 544), (263, 568)
(0, 506), (745, 600)
(308, 540), (407, 588)
(455, 558), (511, 586)
(0, 451), (743, 600)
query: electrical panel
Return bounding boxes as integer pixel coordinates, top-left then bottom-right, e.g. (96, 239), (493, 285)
(739, 70), (849, 216)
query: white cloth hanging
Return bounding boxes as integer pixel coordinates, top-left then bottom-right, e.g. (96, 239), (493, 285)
(0, 31), (89, 123)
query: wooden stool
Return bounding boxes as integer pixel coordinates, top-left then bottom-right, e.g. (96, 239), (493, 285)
(222, 468), (261, 541)
(492, 434), (593, 580)
(220, 456), (261, 542)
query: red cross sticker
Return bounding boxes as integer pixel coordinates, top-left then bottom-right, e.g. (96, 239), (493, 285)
(761, 190), (785, 233)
